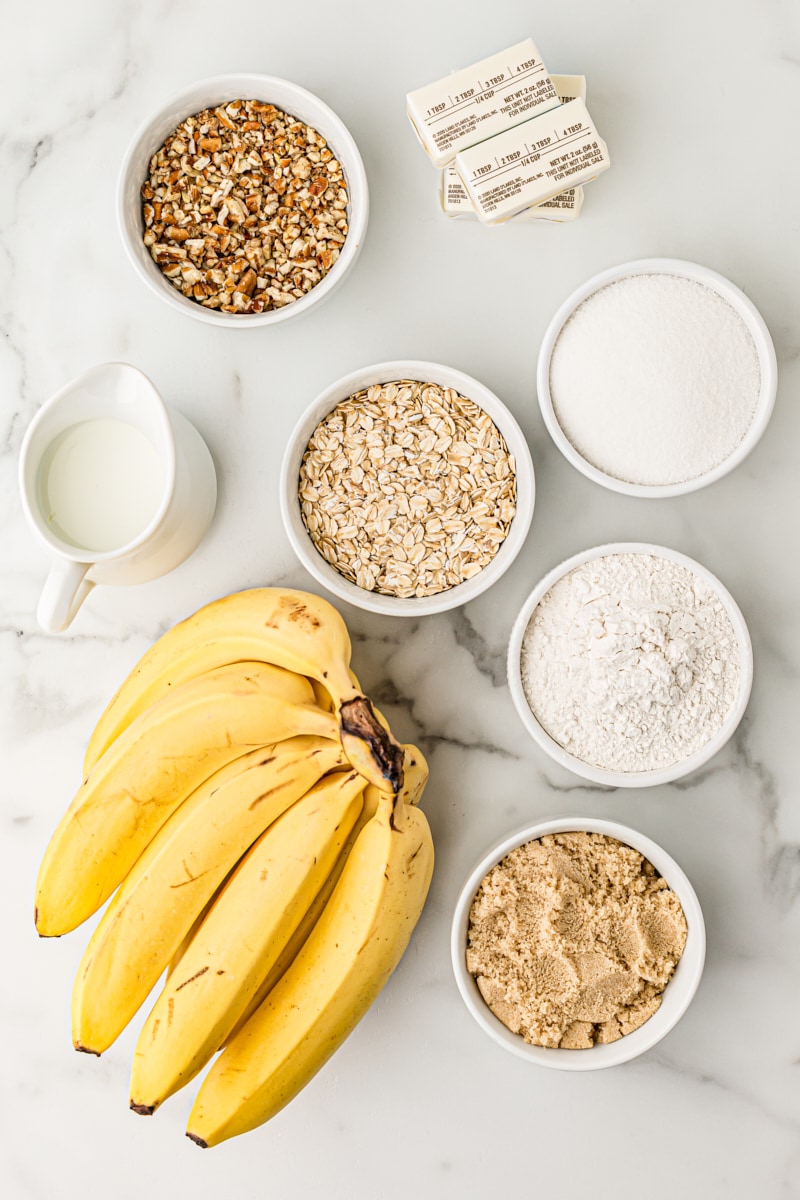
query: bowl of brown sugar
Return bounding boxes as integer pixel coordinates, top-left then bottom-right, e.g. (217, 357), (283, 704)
(451, 817), (705, 1070)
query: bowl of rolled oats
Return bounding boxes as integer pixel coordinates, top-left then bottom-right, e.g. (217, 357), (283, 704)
(280, 361), (535, 614)
(118, 74), (368, 326)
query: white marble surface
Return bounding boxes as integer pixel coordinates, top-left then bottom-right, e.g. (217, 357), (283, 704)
(2, 1), (799, 1196)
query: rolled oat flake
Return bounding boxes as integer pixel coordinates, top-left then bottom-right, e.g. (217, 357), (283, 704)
(298, 381), (516, 598)
(549, 273), (761, 487)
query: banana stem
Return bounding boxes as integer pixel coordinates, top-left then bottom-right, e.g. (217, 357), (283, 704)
(339, 698), (405, 793)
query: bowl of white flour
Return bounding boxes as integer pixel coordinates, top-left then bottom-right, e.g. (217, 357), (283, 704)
(537, 259), (777, 497)
(507, 543), (753, 786)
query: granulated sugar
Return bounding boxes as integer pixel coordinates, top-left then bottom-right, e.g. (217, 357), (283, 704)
(549, 273), (761, 487)
(520, 552), (741, 773)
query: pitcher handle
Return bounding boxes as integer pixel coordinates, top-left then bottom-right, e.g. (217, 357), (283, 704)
(37, 560), (95, 632)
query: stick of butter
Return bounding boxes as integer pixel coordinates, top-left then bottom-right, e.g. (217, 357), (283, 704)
(440, 75), (587, 222)
(441, 168), (584, 222)
(453, 98), (610, 225)
(406, 39), (561, 168)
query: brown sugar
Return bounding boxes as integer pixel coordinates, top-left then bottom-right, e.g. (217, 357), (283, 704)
(466, 832), (688, 1049)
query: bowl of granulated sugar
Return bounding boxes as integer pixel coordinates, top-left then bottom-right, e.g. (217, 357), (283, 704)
(537, 259), (777, 497)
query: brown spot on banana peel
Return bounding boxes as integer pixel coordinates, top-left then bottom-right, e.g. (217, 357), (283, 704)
(131, 1101), (156, 1116)
(248, 784), (284, 811)
(210, 755), (277, 799)
(170, 862), (211, 888)
(406, 843), (423, 875)
(284, 601), (321, 630)
(174, 966), (209, 991)
(340, 698), (405, 792)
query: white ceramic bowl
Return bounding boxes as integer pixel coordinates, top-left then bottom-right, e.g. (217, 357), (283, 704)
(507, 542), (753, 787)
(537, 258), (777, 497)
(280, 360), (535, 616)
(452, 816), (706, 1071)
(118, 74), (369, 328)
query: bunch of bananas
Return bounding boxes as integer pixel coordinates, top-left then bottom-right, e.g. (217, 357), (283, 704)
(34, 588), (433, 1148)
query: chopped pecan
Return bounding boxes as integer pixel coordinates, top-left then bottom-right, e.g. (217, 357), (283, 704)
(141, 98), (349, 313)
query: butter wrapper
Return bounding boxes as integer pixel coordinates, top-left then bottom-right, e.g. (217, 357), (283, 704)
(406, 38), (560, 168)
(454, 98), (609, 225)
(440, 168), (584, 223)
(440, 74), (587, 222)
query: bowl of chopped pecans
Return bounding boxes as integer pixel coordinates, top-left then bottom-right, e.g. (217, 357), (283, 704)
(280, 361), (535, 615)
(118, 74), (369, 326)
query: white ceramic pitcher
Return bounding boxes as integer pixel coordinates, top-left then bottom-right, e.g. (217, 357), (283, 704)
(19, 363), (217, 632)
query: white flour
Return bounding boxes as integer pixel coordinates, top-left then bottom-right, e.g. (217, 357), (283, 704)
(520, 552), (741, 773)
(549, 274), (761, 487)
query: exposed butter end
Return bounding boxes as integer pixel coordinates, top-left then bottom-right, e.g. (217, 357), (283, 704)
(549, 74), (587, 104)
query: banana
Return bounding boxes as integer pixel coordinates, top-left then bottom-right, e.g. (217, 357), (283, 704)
(311, 668), (361, 714)
(35, 662), (337, 937)
(185, 785), (434, 1147)
(82, 588), (404, 793)
(225, 744), (430, 1040)
(71, 738), (347, 1055)
(129, 770), (365, 1113)
(395, 743), (429, 808)
(164, 735), (423, 993)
